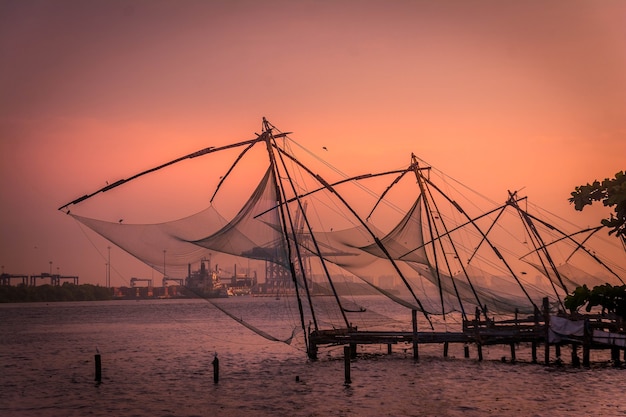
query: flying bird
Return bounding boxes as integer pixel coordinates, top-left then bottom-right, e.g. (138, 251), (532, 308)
(322, 146), (328, 151)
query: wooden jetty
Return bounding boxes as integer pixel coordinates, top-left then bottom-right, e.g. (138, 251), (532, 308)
(308, 298), (626, 367)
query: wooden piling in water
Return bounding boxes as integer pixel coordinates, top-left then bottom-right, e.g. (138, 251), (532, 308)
(542, 299), (550, 364)
(509, 343), (516, 363)
(412, 310), (419, 361)
(443, 342), (449, 358)
(583, 318), (591, 367)
(212, 354), (219, 384)
(94, 353), (102, 383)
(344, 346), (351, 384)
(350, 343), (357, 359)
(571, 344), (580, 367)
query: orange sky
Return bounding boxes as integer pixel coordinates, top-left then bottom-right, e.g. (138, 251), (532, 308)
(1, 0), (625, 285)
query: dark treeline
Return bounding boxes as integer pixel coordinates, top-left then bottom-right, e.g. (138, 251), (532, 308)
(0, 283), (113, 303)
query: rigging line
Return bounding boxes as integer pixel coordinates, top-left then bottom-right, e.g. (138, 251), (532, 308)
(467, 205), (508, 265)
(263, 122), (314, 352)
(284, 135), (415, 215)
(507, 194), (566, 310)
(421, 172), (481, 321)
(521, 211), (625, 285)
(210, 140), (260, 203)
(422, 175), (540, 312)
(252, 168), (410, 220)
(72, 218), (132, 286)
(518, 226), (603, 261)
(395, 188), (516, 262)
(412, 155), (501, 207)
(273, 171), (350, 333)
(413, 161), (450, 319)
(510, 195), (569, 296)
(366, 168), (414, 221)
(58, 137), (264, 211)
(271, 133), (327, 332)
(274, 145), (435, 328)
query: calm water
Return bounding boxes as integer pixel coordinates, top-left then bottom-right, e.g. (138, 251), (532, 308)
(1, 298), (624, 417)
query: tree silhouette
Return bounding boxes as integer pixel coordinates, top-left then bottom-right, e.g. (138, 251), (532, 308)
(569, 170), (626, 244)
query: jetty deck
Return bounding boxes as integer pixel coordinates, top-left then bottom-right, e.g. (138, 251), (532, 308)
(308, 299), (626, 367)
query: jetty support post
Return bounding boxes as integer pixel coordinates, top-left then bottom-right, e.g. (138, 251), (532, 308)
(611, 346), (621, 367)
(582, 317), (590, 367)
(509, 343), (516, 363)
(443, 342), (449, 358)
(543, 297), (550, 365)
(412, 310), (419, 361)
(344, 346), (351, 384)
(571, 343), (580, 367)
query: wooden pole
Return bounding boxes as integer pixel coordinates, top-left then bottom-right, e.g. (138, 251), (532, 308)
(94, 353), (102, 383)
(611, 346), (620, 367)
(582, 318), (590, 367)
(212, 354), (219, 384)
(412, 310), (419, 361)
(571, 343), (580, 367)
(509, 343), (516, 363)
(350, 343), (357, 359)
(344, 346), (351, 384)
(464, 344), (470, 358)
(531, 341), (537, 364)
(477, 343), (483, 361)
(543, 297), (550, 365)
(443, 342), (449, 358)
(387, 344), (392, 355)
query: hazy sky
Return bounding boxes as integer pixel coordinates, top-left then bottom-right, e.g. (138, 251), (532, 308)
(1, 0), (625, 285)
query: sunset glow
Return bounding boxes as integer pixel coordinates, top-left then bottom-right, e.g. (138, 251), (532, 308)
(1, 1), (625, 285)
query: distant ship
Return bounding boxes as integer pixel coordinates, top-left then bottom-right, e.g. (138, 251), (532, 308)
(186, 258), (256, 298)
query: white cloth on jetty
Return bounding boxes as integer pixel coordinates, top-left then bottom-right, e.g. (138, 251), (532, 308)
(593, 329), (626, 347)
(548, 316), (585, 343)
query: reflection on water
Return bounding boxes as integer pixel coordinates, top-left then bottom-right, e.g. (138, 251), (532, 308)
(1, 299), (624, 417)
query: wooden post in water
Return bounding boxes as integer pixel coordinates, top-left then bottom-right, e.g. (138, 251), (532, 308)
(531, 342), (537, 364)
(555, 344), (561, 360)
(477, 343), (483, 361)
(94, 353), (102, 383)
(464, 343), (470, 358)
(344, 346), (351, 384)
(412, 310), (419, 361)
(611, 346), (620, 367)
(212, 353), (219, 384)
(582, 318), (590, 367)
(443, 342), (449, 358)
(509, 343), (516, 363)
(350, 343), (357, 359)
(571, 343), (580, 367)
(387, 344), (392, 355)
(543, 297), (550, 365)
